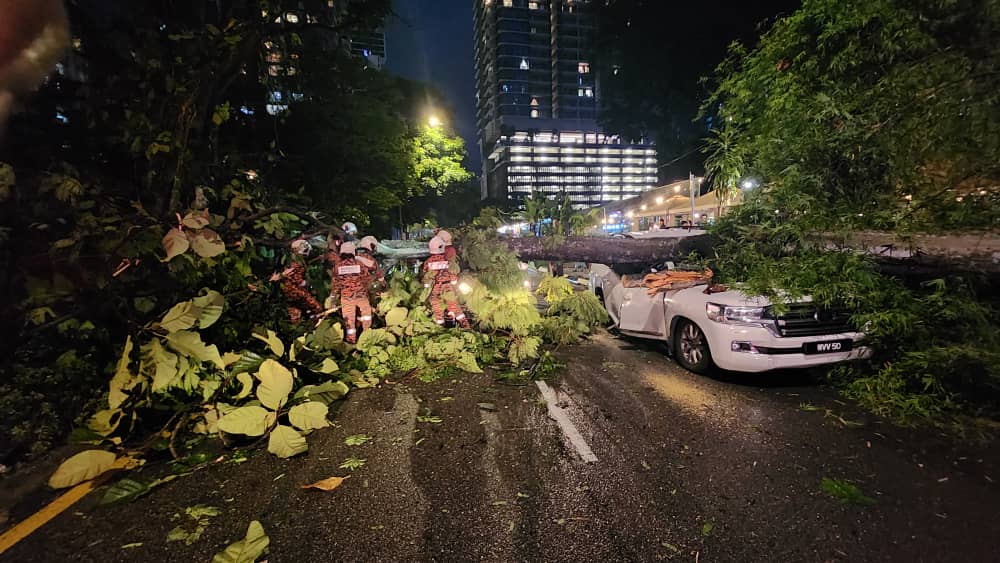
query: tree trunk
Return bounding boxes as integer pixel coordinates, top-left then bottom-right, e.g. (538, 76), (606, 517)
(501, 232), (1000, 274)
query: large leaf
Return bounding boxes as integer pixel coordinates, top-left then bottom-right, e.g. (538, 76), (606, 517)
(251, 329), (285, 357)
(217, 405), (270, 437)
(108, 336), (138, 409)
(356, 328), (396, 352)
(146, 339), (180, 392)
(87, 409), (122, 437)
(192, 290), (225, 329)
(255, 359), (293, 410)
(162, 227), (189, 261)
(182, 210), (210, 229)
(49, 450), (118, 489)
(267, 425), (308, 459)
(190, 228), (226, 258)
(385, 307), (408, 327)
(160, 300), (201, 332)
(288, 402), (330, 432)
(293, 381), (350, 405)
(230, 350), (265, 376)
(211, 520), (269, 563)
(101, 478), (150, 505)
(235, 372), (254, 399)
(165, 331), (225, 369)
(317, 358), (339, 374)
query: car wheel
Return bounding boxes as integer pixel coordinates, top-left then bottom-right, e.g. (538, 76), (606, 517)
(673, 318), (713, 374)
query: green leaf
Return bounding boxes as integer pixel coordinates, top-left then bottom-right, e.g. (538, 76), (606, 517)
(192, 290), (225, 329)
(211, 520), (269, 563)
(230, 350), (265, 376)
(101, 478), (150, 505)
(344, 434), (372, 446)
(701, 522), (715, 537)
(49, 450), (118, 489)
(147, 339), (180, 392)
(292, 381), (349, 405)
(251, 330), (285, 357)
(134, 296), (157, 314)
(162, 227), (189, 261)
(317, 358), (339, 374)
(218, 406), (270, 437)
(456, 351), (482, 374)
(267, 425), (308, 459)
(235, 372), (254, 399)
(160, 300), (201, 332)
(108, 336), (138, 409)
(338, 456), (366, 471)
(356, 328), (396, 352)
(165, 331), (225, 369)
(288, 402), (330, 432)
(385, 307), (408, 327)
(255, 359), (293, 410)
(820, 477), (875, 506)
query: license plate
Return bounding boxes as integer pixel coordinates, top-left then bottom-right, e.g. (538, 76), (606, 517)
(804, 340), (852, 354)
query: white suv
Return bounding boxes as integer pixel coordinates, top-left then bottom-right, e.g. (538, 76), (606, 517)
(589, 263), (872, 373)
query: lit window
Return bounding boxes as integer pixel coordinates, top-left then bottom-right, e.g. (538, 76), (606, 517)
(578, 62), (590, 73)
(285, 12), (300, 23)
(529, 1), (539, 8)
(585, 88), (593, 97)
(530, 109), (539, 118)
(263, 41), (274, 49)
(520, 58), (530, 70)
(268, 65), (282, 76)
(578, 88), (584, 97)
(530, 97), (539, 106)
(266, 52), (282, 63)
(504, 0), (512, 6)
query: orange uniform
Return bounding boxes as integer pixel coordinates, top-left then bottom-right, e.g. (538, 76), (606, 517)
(332, 257), (372, 343)
(281, 261), (322, 324)
(423, 254), (468, 328)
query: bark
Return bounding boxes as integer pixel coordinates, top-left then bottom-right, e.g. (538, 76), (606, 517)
(502, 232), (1000, 274)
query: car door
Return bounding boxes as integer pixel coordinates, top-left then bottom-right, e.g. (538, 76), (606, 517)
(618, 286), (666, 337)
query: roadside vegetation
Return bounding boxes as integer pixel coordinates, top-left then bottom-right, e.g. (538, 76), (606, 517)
(701, 0), (1000, 426)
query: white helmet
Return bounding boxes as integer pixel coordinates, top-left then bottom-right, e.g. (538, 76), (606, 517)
(359, 235), (378, 254)
(341, 222), (358, 236)
(291, 239), (312, 256)
(428, 236), (446, 255)
(340, 242), (356, 256)
(437, 230), (453, 245)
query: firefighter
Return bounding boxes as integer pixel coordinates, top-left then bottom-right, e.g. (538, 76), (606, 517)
(436, 229), (458, 262)
(357, 235), (386, 289)
(423, 236), (469, 328)
(331, 242), (372, 344)
(271, 239), (323, 324)
(341, 222), (359, 242)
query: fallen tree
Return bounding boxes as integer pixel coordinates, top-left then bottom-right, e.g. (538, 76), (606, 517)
(500, 232), (1000, 275)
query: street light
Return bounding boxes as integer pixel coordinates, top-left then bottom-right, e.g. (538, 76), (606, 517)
(740, 177), (760, 191)
(428, 115), (442, 128)
(641, 204), (647, 211)
(655, 196), (664, 205)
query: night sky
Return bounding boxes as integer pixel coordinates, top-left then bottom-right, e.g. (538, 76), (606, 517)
(384, 0), (800, 176)
(386, 0), (480, 171)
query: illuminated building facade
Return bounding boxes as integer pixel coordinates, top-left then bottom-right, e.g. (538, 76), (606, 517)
(473, 0), (657, 207)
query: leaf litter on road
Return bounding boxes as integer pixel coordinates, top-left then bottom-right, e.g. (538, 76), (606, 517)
(344, 434), (373, 446)
(820, 477), (876, 506)
(301, 475), (350, 491)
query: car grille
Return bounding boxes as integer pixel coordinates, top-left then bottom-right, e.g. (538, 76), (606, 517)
(765, 304), (854, 337)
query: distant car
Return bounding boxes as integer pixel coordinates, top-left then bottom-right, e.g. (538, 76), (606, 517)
(589, 263), (872, 374)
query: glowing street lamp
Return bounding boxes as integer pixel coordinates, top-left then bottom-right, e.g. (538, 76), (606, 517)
(428, 115), (442, 128)
(655, 196), (664, 205)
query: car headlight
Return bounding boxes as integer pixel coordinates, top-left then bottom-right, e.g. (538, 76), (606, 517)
(706, 303), (767, 325)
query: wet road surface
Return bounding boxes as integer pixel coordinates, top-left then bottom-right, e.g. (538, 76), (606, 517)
(4, 330), (999, 562)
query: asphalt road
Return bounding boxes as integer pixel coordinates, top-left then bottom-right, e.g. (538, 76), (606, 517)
(3, 330), (999, 562)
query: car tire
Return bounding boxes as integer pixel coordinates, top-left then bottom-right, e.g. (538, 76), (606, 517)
(673, 318), (714, 374)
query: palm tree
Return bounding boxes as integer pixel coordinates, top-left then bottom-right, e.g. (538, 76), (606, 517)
(524, 191), (549, 237)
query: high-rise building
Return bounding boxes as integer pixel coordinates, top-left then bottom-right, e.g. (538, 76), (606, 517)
(473, 0), (658, 207)
(348, 28), (387, 70)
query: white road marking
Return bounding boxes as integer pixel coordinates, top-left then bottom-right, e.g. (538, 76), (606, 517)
(535, 381), (599, 464)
